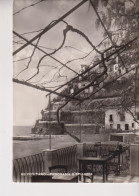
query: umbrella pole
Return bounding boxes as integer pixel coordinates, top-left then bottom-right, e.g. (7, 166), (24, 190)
(49, 94), (51, 150)
(79, 102), (82, 143)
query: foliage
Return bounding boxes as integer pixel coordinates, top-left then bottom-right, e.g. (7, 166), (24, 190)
(92, 0), (139, 64)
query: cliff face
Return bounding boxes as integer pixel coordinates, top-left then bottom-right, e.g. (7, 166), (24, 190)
(32, 121), (65, 135)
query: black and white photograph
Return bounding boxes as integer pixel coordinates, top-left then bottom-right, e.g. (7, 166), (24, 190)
(12, 0), (139, 184)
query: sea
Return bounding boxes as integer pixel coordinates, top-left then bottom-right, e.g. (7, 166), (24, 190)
(13, 125), (33, 137)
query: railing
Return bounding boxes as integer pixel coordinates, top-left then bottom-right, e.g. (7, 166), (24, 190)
(119, 146), (130, 175)
(13, 145), (77, 182)
(83, 143), (117, 157)
(52, 145), (77, 172)
(135, 135), (139, 144)
(13, 153), (44, 182)
(83, 143), (130, 175)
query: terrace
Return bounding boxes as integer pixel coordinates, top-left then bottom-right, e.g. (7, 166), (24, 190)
(13, 140), (139, 183)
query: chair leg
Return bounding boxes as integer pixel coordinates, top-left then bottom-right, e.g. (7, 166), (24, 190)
(83, 175), (93, 183)
(117, 165), (119, 176)
(91, 174), (94, 182)
(91, 165), (94, 182)
(83, 175), (86, 183)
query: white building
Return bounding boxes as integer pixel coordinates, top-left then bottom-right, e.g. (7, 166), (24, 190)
(105, 107), (139, 131)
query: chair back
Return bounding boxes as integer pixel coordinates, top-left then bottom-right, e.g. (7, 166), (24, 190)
(86, 149), (97, 157)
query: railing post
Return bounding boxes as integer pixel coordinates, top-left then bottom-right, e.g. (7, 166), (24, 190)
(43, 149), (55, 173)
(76, 143), (85, 171)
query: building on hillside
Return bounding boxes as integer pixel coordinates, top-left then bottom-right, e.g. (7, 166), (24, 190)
(105, 107), (139, 132)
(68, 63), (105, 96)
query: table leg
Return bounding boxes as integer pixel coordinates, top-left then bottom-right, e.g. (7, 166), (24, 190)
(103, 164), (105, 183)
(106, 163), (108, 180)
(82, 161), (86, 182)
(118, 153), (120, 175)
(79, 160), (81, 181)
(103, 163), (108, 182)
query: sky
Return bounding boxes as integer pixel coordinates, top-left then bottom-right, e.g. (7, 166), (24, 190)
(13, 83), (47, 126)
(13, 0), (104, 126)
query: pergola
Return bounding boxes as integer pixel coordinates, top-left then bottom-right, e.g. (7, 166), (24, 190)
(13, 0), (138, 148)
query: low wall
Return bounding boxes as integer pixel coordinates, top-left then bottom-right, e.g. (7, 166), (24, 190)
(65, 124), (97, 135)
(61, 110), (105, 124)
(64, 124), (110, 142)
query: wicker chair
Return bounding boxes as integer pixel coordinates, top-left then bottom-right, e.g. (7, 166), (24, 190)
(106, 150), (120, 176)
(83, 149), (98, 183)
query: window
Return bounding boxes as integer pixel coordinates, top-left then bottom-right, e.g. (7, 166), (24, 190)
(110, 124), (113, 129)
(114, 64), (118, 72)
(125, 124), (129, 131)
(117, 124), (121, 129)
(109, 114), (113, 121)
(132, 123), (134, 128)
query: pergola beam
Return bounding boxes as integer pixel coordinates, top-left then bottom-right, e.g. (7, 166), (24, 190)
(13, 31), (79, 75)
(13, 78), (79, 100)
(13, 0), (88, 56)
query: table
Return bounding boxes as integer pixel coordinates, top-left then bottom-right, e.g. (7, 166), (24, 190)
(52, 174), (78, 183)
(78, 156), (113, 182)
(31, 174), (78, 183)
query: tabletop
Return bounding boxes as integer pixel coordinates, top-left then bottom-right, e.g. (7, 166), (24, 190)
(78, 156), (111, 162)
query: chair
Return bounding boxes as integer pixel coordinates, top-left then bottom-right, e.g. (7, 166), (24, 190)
(106, 150), (120, 176)
(83, 149), (97, 183)
(94, 142), (102, 157)
(86, 149), (97, 157)
(49, 165), (68, 173)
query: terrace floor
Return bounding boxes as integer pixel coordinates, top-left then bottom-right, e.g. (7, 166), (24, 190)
(79, 174), (139, 183)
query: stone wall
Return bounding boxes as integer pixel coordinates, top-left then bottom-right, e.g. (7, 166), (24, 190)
(64, 124), (110, 142)
(65, 124), (96, 135)
(43, 110), (105, 125)
(64, 124), (106, 135)
(60, 110), (105, 124)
